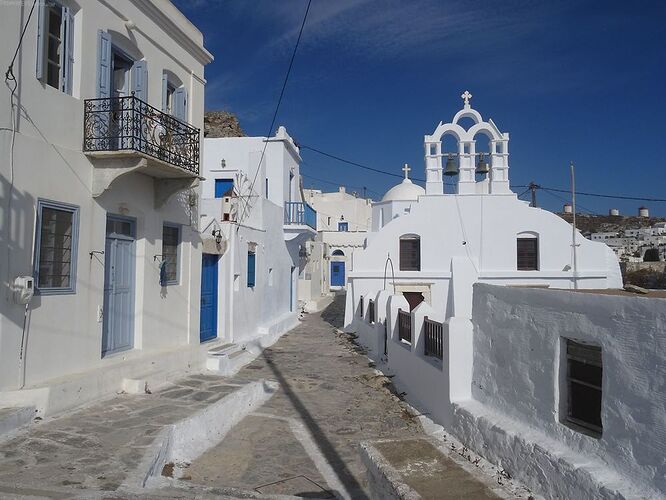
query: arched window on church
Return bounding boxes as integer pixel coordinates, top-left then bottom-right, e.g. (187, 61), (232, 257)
(399, 234), (420, 271)
(517, 231), (539, 271)
(332, 249), (344, 256)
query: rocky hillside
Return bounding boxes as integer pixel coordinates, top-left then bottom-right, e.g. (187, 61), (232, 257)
(557, 213), (666, 236)
(204, 111), (245, 138)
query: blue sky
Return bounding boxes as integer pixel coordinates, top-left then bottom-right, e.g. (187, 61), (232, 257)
(174, 0), (666, 215)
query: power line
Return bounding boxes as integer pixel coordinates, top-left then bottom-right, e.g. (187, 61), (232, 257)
(301, 172), (381, 197)
(541, 186), (666, 203)
(300, 144), (427, 182)
(237, 0), (312, 225)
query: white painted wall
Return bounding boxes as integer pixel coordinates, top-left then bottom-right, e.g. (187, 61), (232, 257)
(453, 284), (666, 499)
(0, 0), (211, 393)
(200, 127), (308, 344)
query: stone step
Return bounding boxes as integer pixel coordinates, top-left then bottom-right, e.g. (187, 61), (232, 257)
(0, 407), (36, 438)
(206, 346), (255, 376)
(361, 438), (504, 500)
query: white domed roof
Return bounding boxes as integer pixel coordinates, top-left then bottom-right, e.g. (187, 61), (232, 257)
(381, 178), (425, 202)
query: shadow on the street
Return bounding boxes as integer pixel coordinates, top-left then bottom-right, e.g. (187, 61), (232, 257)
(262, 339), (369, 500)
(321, 293), (346, 329)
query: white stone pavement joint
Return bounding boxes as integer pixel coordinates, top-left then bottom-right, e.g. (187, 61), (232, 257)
(120, 379), (279, 492)
(252, 412), (352, 500)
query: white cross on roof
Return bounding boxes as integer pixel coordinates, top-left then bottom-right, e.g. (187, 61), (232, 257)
(402, 163), (411, 180)
(461, 90), (472, 107)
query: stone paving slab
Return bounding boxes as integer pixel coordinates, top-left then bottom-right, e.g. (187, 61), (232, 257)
(0, 375), (239, 496)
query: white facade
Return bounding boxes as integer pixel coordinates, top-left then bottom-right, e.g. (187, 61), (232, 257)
(200, 127), (314, 345)
(346, 93), (631, 497)
(303, 187), (372, 294)
(0, 0), (212, 413)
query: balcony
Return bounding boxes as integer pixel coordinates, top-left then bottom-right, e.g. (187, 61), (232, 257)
(284, 201), (317, 242)
(83, 95), (200, 203)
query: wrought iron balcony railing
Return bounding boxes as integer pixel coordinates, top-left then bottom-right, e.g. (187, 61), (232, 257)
(83, 95), (200, 175)
(284, 201), (316, 230)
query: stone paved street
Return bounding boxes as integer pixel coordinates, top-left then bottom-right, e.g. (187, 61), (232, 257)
(0, 294), (504, 499)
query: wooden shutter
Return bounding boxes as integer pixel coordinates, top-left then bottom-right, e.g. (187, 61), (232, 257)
(96, 30), (112, 98)
(399, 237), (420, 271)
(35, 0), (46, 80)
(63, 7), (74, 95)
(174, 86), (188, 122)
(247, 252), (256, 287)
(161, 73), (168, 112)
(517, 238), (538, 270)
(131, 60), (148, 102)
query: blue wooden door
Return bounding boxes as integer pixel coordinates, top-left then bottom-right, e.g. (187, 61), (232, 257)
(331, 261), (345, 287)
(200, 253), (219, 342)
(102, 221), (135, 357)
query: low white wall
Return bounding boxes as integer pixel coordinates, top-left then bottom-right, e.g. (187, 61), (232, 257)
(453, 283), (666, 498)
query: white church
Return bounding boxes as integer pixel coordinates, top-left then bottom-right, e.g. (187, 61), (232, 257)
(346, 91), (622, 331)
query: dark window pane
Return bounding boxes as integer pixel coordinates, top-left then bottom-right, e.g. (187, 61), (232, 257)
(38, 206), (74, 288)
(569, 359), (602, 387)
(517, 238), (538, 270)
(400, 238), (420, 271)
(569, 381), (602, 429)
(162, 225), (180, 283)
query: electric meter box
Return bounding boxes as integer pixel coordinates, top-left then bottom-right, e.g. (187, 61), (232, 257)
(13, 276), (35, 305)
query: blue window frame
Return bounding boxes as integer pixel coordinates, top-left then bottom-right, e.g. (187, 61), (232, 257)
(161, 223), (181, 285)
(338, 222), (349, 232)
(36, 0), (74, 95)
(215, 179), (234, 198)
(247, 250), (256, 288)
(34, 199), (80, 294)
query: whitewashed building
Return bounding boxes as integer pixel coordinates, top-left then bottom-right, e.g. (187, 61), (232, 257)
(345, 93), (640, 498)
(0, 0), (212, 415)
(303, 187), (372, 292)
(199, 126), (315, 367)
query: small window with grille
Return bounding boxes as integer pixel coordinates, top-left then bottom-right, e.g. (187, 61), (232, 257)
(564, 339), (603, 437)
(517, 236), (538, 270)
(399, 235), (420, 271)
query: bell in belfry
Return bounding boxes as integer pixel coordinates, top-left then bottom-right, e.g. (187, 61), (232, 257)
(476, 153), (489, 175)
(444, 154), (459, 176)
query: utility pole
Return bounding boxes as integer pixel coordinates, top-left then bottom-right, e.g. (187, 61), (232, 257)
(571, 162), (578, 290)
(363, 186), (367, 199)
(528, 181), (539, 208)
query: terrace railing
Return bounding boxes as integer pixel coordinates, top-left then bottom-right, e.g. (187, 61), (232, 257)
(398, 309), (412, 344)
(367, 299), (375, 324)
(424, 316), (444, 360)
(284, 201), (317, 230)
(83, 94), (200, 175)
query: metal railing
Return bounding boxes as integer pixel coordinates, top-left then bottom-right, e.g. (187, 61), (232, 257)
(424, 316), (443, 360)
(284, 201), (316, 229)
(367, 299), (375, 324)
(359, 296), (364, 318)
(83, 94), (200, 174)
(398, 309), (411, 344)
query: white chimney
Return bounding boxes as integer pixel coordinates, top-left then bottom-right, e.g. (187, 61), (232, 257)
(609, 208), (620, 216)
(563, 203), (573, 214)
(339, 186), (346, 194)
(639, 206), (649, 218)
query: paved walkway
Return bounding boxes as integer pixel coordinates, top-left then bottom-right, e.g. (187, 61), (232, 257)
(0, 294), (504, 499)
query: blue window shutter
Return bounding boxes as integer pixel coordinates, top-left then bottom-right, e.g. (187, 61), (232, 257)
(97, 30), (112, 98)
(131, 60), (148, 102)
(63, 8), (74, 95)
(174, 86), (188, 121)
(35, 0), (46, 80)
(247, 253), (256, 287)
(161, 73), (168, 112)
(215, 179), (233, 198)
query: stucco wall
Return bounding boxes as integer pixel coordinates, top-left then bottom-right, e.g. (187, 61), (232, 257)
(456, 283), (666, 497)
(0, 0), (209, 391)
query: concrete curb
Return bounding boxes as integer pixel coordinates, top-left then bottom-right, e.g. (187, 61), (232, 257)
(123, 379), (278, 490)
(359, 442), (421, 500)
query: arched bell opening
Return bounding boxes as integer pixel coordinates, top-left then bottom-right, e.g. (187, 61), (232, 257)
(473, 132), (491, 180)
(441, 132), (460, 178)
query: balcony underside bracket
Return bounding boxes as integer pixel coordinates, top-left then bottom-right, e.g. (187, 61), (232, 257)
(91, 157), (148, 197)
(154, 177), (199, 208)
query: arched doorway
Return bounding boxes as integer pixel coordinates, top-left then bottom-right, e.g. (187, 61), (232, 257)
(330, 249), (345, 287)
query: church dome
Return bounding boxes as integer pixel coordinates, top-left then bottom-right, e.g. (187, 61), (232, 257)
(381, 178), (425, 202)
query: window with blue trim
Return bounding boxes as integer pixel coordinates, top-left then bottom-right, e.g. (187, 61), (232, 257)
(37, 1), (74, 95)
(35, 199), (79, 294)
(215, 179), (234, 198)
(247, 249), (256, 288)
(338, 222), (349, 232)
(162, 224), (180, 285)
